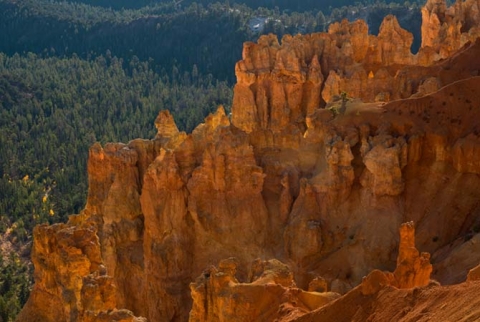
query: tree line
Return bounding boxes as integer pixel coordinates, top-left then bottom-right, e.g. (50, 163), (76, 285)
(0, 0), (426, 83)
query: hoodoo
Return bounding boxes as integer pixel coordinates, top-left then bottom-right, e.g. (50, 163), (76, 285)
(17, 0), (480, 321)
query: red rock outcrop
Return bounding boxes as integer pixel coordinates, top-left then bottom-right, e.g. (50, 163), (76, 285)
(189, 258), (339, 322)
(360, 133), (407, 196)
(189, 221), (432, 322)
(18, 2), (480, 322)
(284, 221), (436, 322)
(293, 277), (480, 322)
(232, 34), (324, 133)
(83, 141), (147, 317)
(421, 0), (480, 59)
(356, 221), (432, 293)
(232, 0), (480, 116)
(391, 222), (432, 288)
(15, 221), (145, 322)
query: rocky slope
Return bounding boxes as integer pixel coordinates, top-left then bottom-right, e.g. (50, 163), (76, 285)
(17, 0), (480, 321)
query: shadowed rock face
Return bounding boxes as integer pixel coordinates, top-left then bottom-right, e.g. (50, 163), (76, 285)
(189, 258), (340, 322)
(359, 221), (431, 296)
(17, 2), (480, 322)
(189, 222), (430, 322)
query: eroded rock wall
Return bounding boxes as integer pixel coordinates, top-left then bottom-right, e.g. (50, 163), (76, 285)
(18, 2), (480, 321)
(232, 0), (480, 119)
(15, 222), (145, 322)
(189, 258), (340, 322)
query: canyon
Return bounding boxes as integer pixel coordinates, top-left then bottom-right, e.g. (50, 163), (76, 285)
(16, 0), (480, 321)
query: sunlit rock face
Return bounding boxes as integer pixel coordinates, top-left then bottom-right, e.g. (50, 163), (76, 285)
(15, 222), (146, 322)
(17, 1), (480, 321)
(233, 0), (480, 117)
(421, 0), (480, 59)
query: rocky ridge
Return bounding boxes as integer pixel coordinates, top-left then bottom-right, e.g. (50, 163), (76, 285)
(17, 0), (480, 321)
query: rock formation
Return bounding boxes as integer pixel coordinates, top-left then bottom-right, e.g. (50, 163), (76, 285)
(15, 222), (145, 322)
(189, 221), (431, 321)
(292, 223), (476, 322)
(232, 0), (480, 115)
(189, 258), (339, 322)
(356, 221), (432, 295)
(294, 275), (480, 322)
(18, 1), (480, 321)
(391, 222), (432, 288)
(467, 262), (480, 282)
(421, 0), (480, 59)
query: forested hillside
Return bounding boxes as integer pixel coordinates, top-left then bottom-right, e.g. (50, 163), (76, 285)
(0, 0), (426, 320)
(0, 0), (252, 82)
(50, 0), (424, 12)
(0, 52), (231, 225)
(0, 0), (425, 82)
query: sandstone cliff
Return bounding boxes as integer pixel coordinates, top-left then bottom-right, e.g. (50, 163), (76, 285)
(18, 1), (480, 321)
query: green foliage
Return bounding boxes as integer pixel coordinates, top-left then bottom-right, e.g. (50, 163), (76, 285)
(0, 171), (57, 239)
(0, 252), (32, 322)
(0, 0), (426, 83)
(0, 51), (232, 234)
(327, 104), (341, 117)
(0, 0), (253, 82)
(47, 0), (425, 13)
